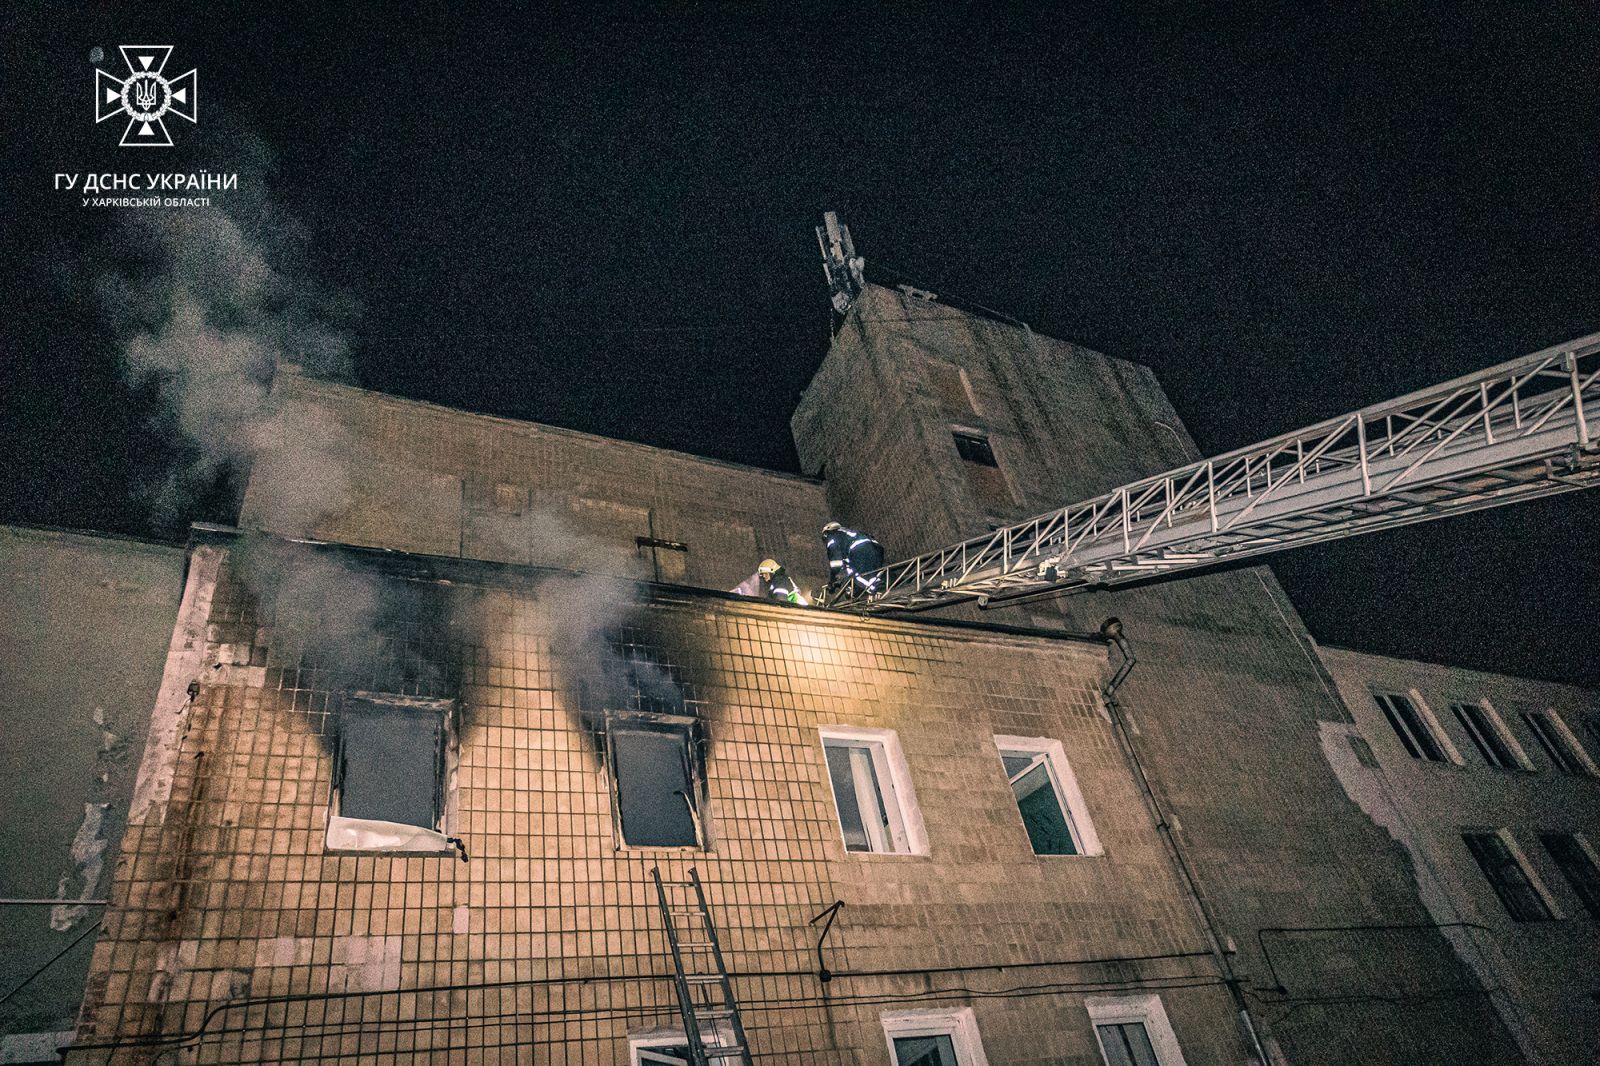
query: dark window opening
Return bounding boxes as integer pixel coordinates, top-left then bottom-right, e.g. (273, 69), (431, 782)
(610, 720), (703, 848)
(892, 1035), (960, 1066)
(1374, 692), (1447, 762)
(1095, 1022), (1160, 1066)
(952, 430), (998, 467)
(1521, 711), (1588, 774)
(1463, 831), (1552, 921)
(1541, 834), (1600, 918)
(335, 699), (449, 830)
(1452, 703), (1518, 769)
(1001, 750), (1079, 856)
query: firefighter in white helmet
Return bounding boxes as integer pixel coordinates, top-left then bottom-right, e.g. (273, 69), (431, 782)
(757, 558), (809, 605)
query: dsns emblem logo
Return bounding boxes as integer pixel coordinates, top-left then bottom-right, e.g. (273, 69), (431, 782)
(94, 46), (197, 148)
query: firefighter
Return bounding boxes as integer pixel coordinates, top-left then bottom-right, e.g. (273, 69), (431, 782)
(823, 521), (885, 594)
(757, 558), (809, 605)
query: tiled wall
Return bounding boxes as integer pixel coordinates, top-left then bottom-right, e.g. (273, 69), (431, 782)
(70, 539), (1248, 1063)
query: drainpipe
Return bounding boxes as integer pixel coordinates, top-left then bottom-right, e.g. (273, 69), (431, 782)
(1099, 618), (1274, 1066)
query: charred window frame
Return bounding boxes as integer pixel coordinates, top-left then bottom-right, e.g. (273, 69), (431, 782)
(327, 693), (459, 855)
(605, 713), (709, 850)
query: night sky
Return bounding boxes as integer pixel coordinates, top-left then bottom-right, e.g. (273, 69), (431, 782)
(3, 3), (1596, 685)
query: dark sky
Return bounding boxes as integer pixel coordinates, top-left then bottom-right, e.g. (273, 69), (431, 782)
(3, 3), (1597, 685)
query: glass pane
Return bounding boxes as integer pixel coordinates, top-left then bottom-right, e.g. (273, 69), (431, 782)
(1464, 832), (1550, 921)
(1011, 762), (1077, 855)
(340, 707), (443, 828)
(638, 1048), (691, 1065)
(1001, 753), (1035, 778)
(1541, 834), (1600, 918)
(1097, 1022), (1159, 1066)
(613, 730), (697, 847)
(826, 743), (871, 851)
(893, 1034), (959, 1066)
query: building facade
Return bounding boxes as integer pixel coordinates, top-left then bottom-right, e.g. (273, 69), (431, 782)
(0, 526), (184, 1064)
(18, 284), (1591, 1063)
(1315, 645), (1600, 1066)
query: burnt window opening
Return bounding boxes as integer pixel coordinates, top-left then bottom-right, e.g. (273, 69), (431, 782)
(608, 717), (706, 849)
(952, 430), (998, 467)
(328, 694), (458, 854)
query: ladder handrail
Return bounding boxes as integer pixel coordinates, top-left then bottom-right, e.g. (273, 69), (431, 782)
(650, 866), (754, 1066)
(824, 333), (1600, 613)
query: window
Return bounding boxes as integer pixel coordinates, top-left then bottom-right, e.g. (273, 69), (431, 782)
(1373, 691), (1450, 763)
(1520, 711), (1594, 775)
(821, 727), (926, 855)
(952, 430), (998, 467)
(609, 717), (704, 848)
(952, 429), (1015, 510)
(881, 1008), (990, 1066)
(994, 736), (1102, 857)
(1085, 995), (1188, 1066)
(328, 694), (458, 854)
(1451, 701), (1522, 770)
(1462, 830), (1555, 922)
(1540, 833), (1600, 918)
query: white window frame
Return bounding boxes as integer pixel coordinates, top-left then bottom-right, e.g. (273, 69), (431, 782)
(993, 735), (1103, 857)
(881, 1007), (990, 1066)
(819, 726), (928, 856)
(326, 693), (459, 856)
(627, 1025), (734, 1064)
(1084, 994), (1188, 1066)
(1450, 698), (1533, 771)
(1373, 689), (1462, 765)
(1521, 709), (1599, 776)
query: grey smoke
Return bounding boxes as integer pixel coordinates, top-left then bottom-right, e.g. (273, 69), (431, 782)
(93, 136), (358, 527)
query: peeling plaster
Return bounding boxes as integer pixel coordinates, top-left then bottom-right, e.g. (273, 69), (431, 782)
(1317, 721), (1542, 1064)
(49, 802), (108, 931)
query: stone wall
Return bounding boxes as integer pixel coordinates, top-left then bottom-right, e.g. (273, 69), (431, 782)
(242, 369), (834, 596)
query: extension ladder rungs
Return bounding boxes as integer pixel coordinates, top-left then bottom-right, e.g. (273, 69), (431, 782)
(684, 973), (725, 984)
(703, 1048), (749, 1059)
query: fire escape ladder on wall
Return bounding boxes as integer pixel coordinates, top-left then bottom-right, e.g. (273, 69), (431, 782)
(823, 333), (1600, 613)
(651, 866), (755, 1065)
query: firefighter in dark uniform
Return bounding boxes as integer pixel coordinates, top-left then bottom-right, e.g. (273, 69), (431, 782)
(823, 521), (885, 594)
(757, 559), (808, 605)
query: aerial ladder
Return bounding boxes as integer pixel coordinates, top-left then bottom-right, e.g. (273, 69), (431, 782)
(823, 332), (1600, 613)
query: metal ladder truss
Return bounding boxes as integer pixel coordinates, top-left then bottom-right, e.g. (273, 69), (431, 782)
(651, 867), (754, 1065)
(826, 333), (1600, 613)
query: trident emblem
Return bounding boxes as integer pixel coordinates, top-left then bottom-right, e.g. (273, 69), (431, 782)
(94, 45), (198, 148)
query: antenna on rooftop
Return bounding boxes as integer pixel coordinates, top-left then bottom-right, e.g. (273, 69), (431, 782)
(816, 211), (866, 320)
